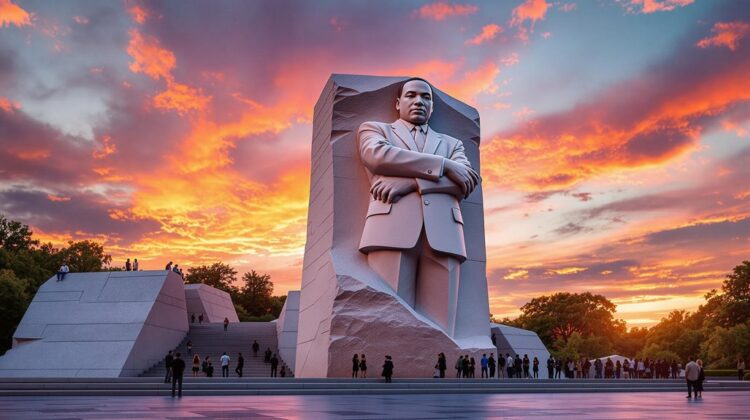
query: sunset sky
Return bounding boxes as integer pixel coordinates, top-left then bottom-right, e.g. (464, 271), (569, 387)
(1, 0), (749, 327)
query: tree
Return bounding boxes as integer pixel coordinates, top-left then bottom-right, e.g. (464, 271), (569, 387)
(237, 270), (274, 317)
(0, 215), (38, 252)
(552, 332), (613, 360)
(516, 292), (624, 347)
(185, 263), (239, 296)
(0, 269), (29, 352)
(58, 240), (112, 272)
(701, 323), (750, 368)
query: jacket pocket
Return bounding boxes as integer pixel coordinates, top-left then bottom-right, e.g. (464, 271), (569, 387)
(366, 200), (392, 217)
(452, 207), (464, 225)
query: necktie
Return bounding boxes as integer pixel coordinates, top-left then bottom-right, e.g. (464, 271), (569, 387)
(413, 125), (426, 151)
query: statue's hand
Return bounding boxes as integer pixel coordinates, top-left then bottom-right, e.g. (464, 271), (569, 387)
(443, 159), (479, 199)
(370, 177), (418, 203)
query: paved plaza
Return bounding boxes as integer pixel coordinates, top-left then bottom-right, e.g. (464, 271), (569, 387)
(1, 391), (747, 419)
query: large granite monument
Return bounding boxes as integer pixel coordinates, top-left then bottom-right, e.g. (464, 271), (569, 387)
(295, 74), (494, 378)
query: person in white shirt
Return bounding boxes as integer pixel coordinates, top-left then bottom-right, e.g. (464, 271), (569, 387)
(220, 352), (230, 377)
(56, 263), (69, 282)
(684, 357), (701, 398)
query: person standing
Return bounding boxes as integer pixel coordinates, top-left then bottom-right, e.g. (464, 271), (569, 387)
(171, 352), (186, 398)
(125, 258), (132, 271)
(488, 353), (496, 379)
(547, 356), (554, 379)
(382, 355), (394, 383)
(264, 348), (272, 363)
(186, 340), (192, 355)
(507, 354), (514, 378)
(165, 261), (173, 271)
(133, 258), (139, 271)
(235, 352), (244, 377)
(198, 313), (204, 324)
(696, 359), (706, 398)
(270, 353), (279, 377)
(437, 353), (446, 378)
(497, 353), (506, 378)
(191, 313), (196, 324)
(533, 357), (539, 379)
(164, 350), (174, 384)
(738, 357), (746, 381)
(220, 352), (230, 377)
(223, 317), (229, 331)
(685, 356), (700, 399)
(191, 354), (200, 377)
(480, 354), (489, 378)
(455, 355), (464, 378)
(252, 340), (259, 357)
(56, 262), (69, 282)
(352, 354), (360, 378)
(360, 354), (368, 378)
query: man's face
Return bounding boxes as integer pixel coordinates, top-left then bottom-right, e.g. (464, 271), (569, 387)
(396, 80), (433, 125)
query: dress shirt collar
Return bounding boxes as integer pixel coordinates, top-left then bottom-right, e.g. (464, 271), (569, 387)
(398, 118), (428, 134)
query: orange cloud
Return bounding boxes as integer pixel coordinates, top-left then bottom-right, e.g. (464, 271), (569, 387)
(92, 136), (117, 159)
(0, 0), (31, 28)
(625, 0), (693, 14)
(47, 194), (71, 202)
(0, 96), (19, 112)
(510, 0), (549, 27)
(696, 21), (750, 51)
(153, 81), (212, 114)
(127, 2), (149, 25)
(442, 61), (501, 102)
(417, 1), (478, 21)
(465, 23), (502, 45)
(127, 29), (175, 81)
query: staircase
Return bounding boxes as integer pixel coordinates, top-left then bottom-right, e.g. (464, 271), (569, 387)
(141, 322), (287, 378)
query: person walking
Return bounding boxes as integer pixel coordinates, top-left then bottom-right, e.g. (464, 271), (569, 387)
(220, 352), (230, 377)
(164, 350), (174, 384)
(685, 356), (700, 399)
(252, 340), (260, 357)
(186, 340), (192, 355)
(488, 353), (496, 379)
(696, 359), (706, 398)
(352, 354), (360, 378)
(223, 317), (229, 331)
(270, 353), (279, 377)
(738, 357), (746, 381)
(360, 354), (368, 378)
(171, 352), (186, 398)
(235, 352), (244, 377)
(382, 355), (394, 383)
(191, 354), (200, 377)
(480, 354), (489, 378)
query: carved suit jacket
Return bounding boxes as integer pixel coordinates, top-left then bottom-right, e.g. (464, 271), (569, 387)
(357, 119), (472, 262)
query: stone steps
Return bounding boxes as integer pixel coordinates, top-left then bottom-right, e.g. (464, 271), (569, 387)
(140, 322), (287, 378)
(0, 378), (748, 396)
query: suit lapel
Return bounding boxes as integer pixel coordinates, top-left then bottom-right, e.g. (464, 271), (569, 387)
(424, 126), (442, 155)
(391, 120), (418, 151)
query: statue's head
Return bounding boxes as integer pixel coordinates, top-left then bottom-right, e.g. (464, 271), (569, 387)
(396, 77), (433, 125)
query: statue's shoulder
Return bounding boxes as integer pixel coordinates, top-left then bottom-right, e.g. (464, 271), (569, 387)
(357, 120), (391, 136)
(430, 128), (463, 146)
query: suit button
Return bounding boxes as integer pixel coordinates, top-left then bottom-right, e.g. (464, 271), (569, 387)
(427, 169), (432, 174)
(424, 200), (430, 205)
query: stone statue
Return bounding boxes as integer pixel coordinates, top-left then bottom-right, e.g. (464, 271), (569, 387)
(357, 77), (479, 337)
(295, 74), (493, 378)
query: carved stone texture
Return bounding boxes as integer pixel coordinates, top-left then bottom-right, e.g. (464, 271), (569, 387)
(295, 74), (494, 378)
(0, 271), (188, 377)
(275, 290), (300, 374)
(184, 283), (239, 323)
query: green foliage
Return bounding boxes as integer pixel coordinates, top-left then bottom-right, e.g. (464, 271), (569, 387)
(58, 240), (112, 272)
(0, 269), (29, 351)
(636, 342), (681, 362)
(516, 292), (624, 348)
(695, 261), (750, 328)
(241, 313), (276, 322)
(702, 323), (750, 368)
(0, 216), (38, 252)
(745, 372), (750, 381)
(703, 369), (740, 377)
(236, 270), (274, 316)
(552, 331), (613, 360)
(185, 263), (239, 296)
